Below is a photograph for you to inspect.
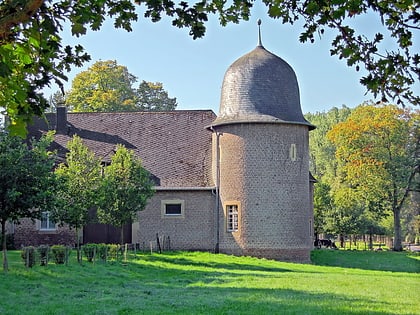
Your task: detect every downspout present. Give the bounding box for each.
[211,127,221,253]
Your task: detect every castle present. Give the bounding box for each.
[15,36,315,262]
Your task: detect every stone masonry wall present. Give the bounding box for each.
[13,218,76,248]
[135,190,216,251]
[213,122,312,262]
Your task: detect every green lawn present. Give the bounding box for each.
[0,250,419,314]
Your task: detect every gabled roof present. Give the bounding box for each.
[27,110,217,188]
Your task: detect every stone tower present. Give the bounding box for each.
[208,27,315,262]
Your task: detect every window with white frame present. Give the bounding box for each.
[226,205,238,232]
[40,211,56,230]
[161,200,184,217]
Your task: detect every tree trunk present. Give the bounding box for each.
[393,208,403,251]
[120,225,124,245]
[76,226,81,263]
[1,220,8,272]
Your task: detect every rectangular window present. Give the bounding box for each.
[165,203,182,215]
[161,200,185,218]
[227,205,238,232]
[40,211,56,230]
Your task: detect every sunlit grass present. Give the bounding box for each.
[0,250,418,314]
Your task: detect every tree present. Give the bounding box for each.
[1,1,418,135]
[0,0,136,136]
[65,60,138,112]
[97,145,154,244]
[0,131,57,271]
[136,80,177,111]
[54,135,102,262]
[327,103,419,251]
[305,106,352,238]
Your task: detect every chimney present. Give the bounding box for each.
[56,106,67,134]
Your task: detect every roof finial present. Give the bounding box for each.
[257,19,263,47]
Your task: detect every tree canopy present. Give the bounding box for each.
[65,60,177,112]
[0,131,57,271]
[0,0,418,135]
[97,144,154,244]
[54,135,102,261]
[327,104,419,250]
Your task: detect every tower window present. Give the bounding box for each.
[290,143,297,161]
[226,205,239,232]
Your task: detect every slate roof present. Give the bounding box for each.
[211,45,314,130]
[27,110,217,188]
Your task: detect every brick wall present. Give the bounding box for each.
[13,218,76,248]
[213,122,313,260]
[135,189,216,251]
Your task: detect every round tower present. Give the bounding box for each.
[209,26,315,262]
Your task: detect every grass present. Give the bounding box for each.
[0,249,419,315]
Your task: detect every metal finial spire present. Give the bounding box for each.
[257,19,263,47]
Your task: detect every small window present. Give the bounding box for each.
[290,143,297,161]
[40,211,56,230]
[161,200,184,217]
[226,205,238,232]
[165,204,182,215]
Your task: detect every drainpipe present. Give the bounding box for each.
[211,127,221,254]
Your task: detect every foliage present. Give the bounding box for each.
[65,60,137,112]
[305,106,352,237]
[20,246,36,268]
[0,0,137,136]
[0,131,57,271]
[65,60,177,112]
[54,135,102,261]
[97,145,154,244]
[50,245,69,264]
[0,234,14,250]
[327,103,420,250]
[1,1,417,135]
[37,245,50,266]
[136,80,177,111]
[81,243,97,262]
[0,251,419,314]
[82,243,120,262]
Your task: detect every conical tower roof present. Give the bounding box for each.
[210,36,314,129]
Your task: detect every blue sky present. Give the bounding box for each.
[53,4,385,115]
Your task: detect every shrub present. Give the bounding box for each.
[0,234,15,250]
[37,245,50,266]
[82,243,97,262]
[107,244,120,260]
[96,243,108,261]
[21,246,36,268]
[51,245,68,264]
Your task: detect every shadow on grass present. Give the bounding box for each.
[140,251,294,273]
[311,249,420,273]
[1,252,412,315]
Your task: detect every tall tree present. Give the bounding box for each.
[136,80,177,111]
[54,135,102,262]
[97,145,154,244]
[1,1,418,135]
[0,131,57,271]
[305,106,352,238]
[66,60,138,112]
[327,103,419,250]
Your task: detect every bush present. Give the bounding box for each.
[37,245,50,266]
[51,245,69,264]
[107,244,120,260]
[0,234,15,250]
[21,246,36,268]
[82,243,97,262]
